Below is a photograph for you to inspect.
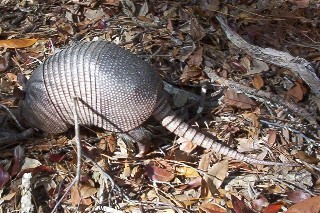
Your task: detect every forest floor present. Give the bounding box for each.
[0,0,319,212]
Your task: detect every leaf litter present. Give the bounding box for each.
[0,0,319,212]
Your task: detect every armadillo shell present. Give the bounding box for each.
[19,41,163,133]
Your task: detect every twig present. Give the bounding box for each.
[259,119,318,144]
[51,97,82,213]
[73,97,82,184]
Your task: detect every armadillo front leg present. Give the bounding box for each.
[152,93,298,166]
[118,127,152,157]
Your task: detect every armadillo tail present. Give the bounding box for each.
[152,94,298,166]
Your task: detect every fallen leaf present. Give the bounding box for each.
[180,65,203,83]
[187,46,204,66]
[287,82,307,101]
[252,194,269,212]
[239,56,251,72]
[287,190,312,203]
[231,195,255,213]
[198,153,211,171]
[200,202,226,213]
[10,145,24,176]
[0,164,10,189]
[48,153,66,163]
[84,8,105,20]
[190,18,205,41]
[68,185,92,206]
[105,0,120,6]
[267,130,277,146]
[199,0,220,11]
[223,89,256,109]
[179,138,198,153]
[294,151,319,164]
[252,74,264,90]
[261,203,283,213]
[1,192,16,201]
[80,184,98,198]
[6,73,17,82]
[186,177,202,189]
[204,160,229,195]
[176,166,200,178]
[21,157,42,170]
[286,196,320,213]
[0,39,37,48]
[122,162,131,178]
[145,161,174,182]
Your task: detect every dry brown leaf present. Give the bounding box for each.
[294,151,319,164]
[204,160,229,195]
[198,153,211,171]
[79,185,98,199]
[187,46,204,66]
[267,130,277,146]
[105,0,120,6]
[252,74,264,90]
[6,73,17,82]
[145,161,174,182]
[239,56,251,72]
[1,192,16,201]
[287,190,312,203]
[251,194,269,212]
[190,18,205,41]
[287,82,307,101]
[223,89,256,109]
[69,185,92,206]
[180,65,203,83]
[231,195,255,213]
[0,39,37,48]
[167,17,173,32]
[175,194,198,206]
[286,196,320,213]
[176,166,200,178]
[261,203,283,213]
[179,139,198,153]
[200,202,226,213]
[242,112,259,128]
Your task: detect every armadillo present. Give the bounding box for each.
[18,40,297,166]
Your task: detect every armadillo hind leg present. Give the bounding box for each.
[152,93,298,166]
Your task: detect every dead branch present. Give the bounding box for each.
[216,15,320,98]
[205,69,318,125]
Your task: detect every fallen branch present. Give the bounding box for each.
[216,15,320,98]
[205,69,318,125]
